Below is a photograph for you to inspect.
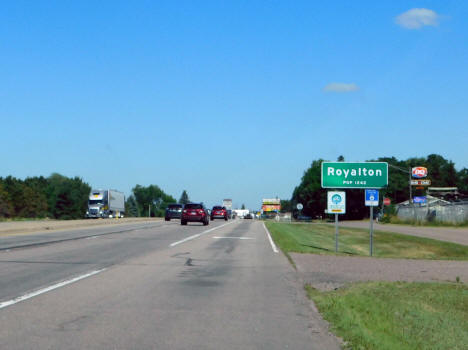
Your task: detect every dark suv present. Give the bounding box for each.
[165,203,183,221]
[181,203,209,226]
[211,206,228,221]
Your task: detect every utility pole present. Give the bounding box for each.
[409,167,412,204]
[148,204,151,218]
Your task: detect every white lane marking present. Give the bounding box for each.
[212,236,254,240]
[0,269,106,310]
[169,221,235,247]
[85,236,98,240]
[263,223,279,253]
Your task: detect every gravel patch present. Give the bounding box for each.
[291,253,468,291]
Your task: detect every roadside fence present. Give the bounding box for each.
[397,201,468,224]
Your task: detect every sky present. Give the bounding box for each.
[1,1,467,210]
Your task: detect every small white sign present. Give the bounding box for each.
[327,191,346,214]
[296,203,303,210]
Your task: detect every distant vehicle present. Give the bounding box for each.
[86,189,125,218]
[244,213,253,219]
[211,206,228,221]
[222,199,233,217]
[165,203,183,221]
[233,209,249,218]
[296,215,312,221]
[181,203,209,226]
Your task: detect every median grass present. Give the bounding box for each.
[265,222,468,260]
[306,281,468,350]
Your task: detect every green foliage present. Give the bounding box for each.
[291,159,328,219]
[0,174,90,220]
[458,168,468,194]
[0,184,13,218]
[179,190,190,205]
[125,195,139,217]
[307,282,468,350]
[132,184,176,217]
[46,173,91,219]
[280,199,291,212]
[241,204,245,209]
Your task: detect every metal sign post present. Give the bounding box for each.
[370,206,374,256]
[327,191,346,253]
[335,213,339,252]
[365,189,379,256]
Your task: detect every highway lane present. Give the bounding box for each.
[0,220,232,303]
[0,219,340,349]
[0,220,168,250]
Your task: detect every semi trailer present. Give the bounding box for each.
[85,189,125,218]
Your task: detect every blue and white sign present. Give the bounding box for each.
[327,191,346,214]
[413,196,427,204]
[365,189,379,206]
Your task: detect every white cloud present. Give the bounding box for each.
[396,8,439,29]
[323,83,359,93]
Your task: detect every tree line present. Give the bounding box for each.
[0,172,191,220]
[290,154,468,220]
[0,173,91,220]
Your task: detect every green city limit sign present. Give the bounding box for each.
[321,162,388,189]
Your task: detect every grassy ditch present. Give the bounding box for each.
[306,282,468,350]
[265,222,468,260]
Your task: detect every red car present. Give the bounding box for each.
[211,206,228,221]
[181,203,209,226]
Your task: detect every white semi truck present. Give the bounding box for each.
[85,189,125,218]
[223,199,233,218]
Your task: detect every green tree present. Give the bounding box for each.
[132,184,176,217]
[179,190,190,205]
[0,183,13,218]
[280,199,291,213]
[457,168,468,194]
[47,173,90,219]
[241,204,245,210]
[125,195,139,217]
[291,159,326,219]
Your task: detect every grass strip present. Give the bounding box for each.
[306,281,468,350]
[265,222,468,260]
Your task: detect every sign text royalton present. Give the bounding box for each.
[321,162,388,189]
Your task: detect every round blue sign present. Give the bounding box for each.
[332,194,342,204]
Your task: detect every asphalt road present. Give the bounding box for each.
[0,219,340,350]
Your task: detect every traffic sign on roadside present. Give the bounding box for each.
[413,196,427,204]
[321,162,388,189]
[296,203,303,210]
[383,198,391,206]
[327,191,346,214]
[365,189,379,206]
